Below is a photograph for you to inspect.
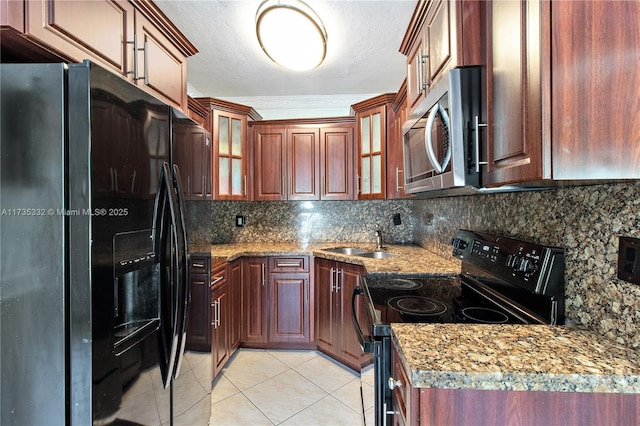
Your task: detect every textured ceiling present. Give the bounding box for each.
[155,0,417,118]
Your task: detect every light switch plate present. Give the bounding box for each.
[618,236,640,285]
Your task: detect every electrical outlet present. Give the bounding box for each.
[235,215,246,227]
[618,236,640,285]
[423,213,434,226]
[392,213,401,225]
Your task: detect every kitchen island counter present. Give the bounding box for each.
[391,323,640,394]
[189,242,461,275]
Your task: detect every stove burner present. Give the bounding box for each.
[375,278,423,290]
[387,296,448,316]
[461,307,509,324]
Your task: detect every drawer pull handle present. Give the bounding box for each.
[192,263,205,268]
[276,262,301,267]
[210,276,224,287]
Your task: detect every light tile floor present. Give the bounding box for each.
[210,349,375,425]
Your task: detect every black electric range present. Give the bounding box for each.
[353,229,566,426]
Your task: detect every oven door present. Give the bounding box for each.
[353,286,391,426]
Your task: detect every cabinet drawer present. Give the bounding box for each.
[190,256,210,274]
[269,256,309,273]
[210,262,228,292]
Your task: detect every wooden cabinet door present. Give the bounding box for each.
[550,1,640,180]
[188,125,211,200]
[133,10,187,110]
[267,273,310,343]
[186,273,210,351]
[213,110,248,200]
[211,283,229,377]
[484,0,544,186]
[186,257,210,352]
[425,0,452,87]
[241,257,268,343]
[406,29,428,115]
[320,126,354,200]
[357,106,387,199]
[228,260,242,351]
[336,262,365,368]
[287,128,320,200]
[387,95,408,199]
[314,258,336,352]
[25,0,135,77]
[253,125,286,201]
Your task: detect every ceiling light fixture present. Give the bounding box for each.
[256,0,328,72]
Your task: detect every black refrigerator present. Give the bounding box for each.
[0,62,211,425]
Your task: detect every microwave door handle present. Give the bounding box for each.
[439,104,452,171]
[425,103,445,174]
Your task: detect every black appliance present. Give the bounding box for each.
[0,62,210,425]
[402,66,483,196]
[353,229,565,425]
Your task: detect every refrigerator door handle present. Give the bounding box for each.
[153,162,183,389]
[170,164,190,379]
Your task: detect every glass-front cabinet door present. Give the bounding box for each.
[357,105,386,199]
[213,110,247,200]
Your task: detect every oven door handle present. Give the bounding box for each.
[352,286,374,353]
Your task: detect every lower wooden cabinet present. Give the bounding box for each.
[241,256,312,347]
[315,257,368,371]
[211,273,229,377]
[185,256,211,352]
[390,338,640,425]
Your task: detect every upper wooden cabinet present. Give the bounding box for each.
[400,0,484,118]
[172,117,211,200]
[352,94,396,200]
[0,0,197,112]
[197,98,262,201]
[485,0,640,186]
[251,118,356,201]
[388,80,410,199]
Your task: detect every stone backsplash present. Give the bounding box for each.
[186,199,415,246]
[412,182,640,349]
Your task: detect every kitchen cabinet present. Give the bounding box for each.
[228,259,242,351]
[186,257,210,351]
[211,262,229,377]
[0,0,197,111]
[172,118,211,200]
[187,96,210,132]
[242,256,313,347]
[400,0,484,118]
[197,98,262,201]
[388,81,409,199]
[484,0,640,186]
[251,118,356,201]
[242,257,268,344]
[390,337,640,425]
[352,94,397,199]
[314,257,367,371]
[267,256,311,344]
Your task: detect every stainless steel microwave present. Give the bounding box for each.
[402,66,482,196]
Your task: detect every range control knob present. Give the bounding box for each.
[519,258,536,274]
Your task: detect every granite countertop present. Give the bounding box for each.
[189,242,461,275]
[392,323,640,394]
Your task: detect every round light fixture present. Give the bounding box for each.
[256,0,328,72]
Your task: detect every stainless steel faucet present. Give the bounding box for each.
[375,224,383,250]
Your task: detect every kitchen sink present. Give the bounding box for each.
[323,247,370,255]
[355,251,396,259]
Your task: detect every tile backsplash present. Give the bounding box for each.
[413,182,640,349]
[185,182,639,350]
